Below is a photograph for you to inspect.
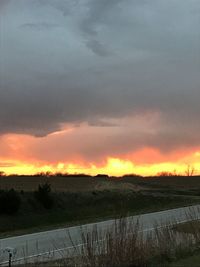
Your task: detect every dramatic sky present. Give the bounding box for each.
[0,0,200,175]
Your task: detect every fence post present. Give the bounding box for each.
[4,247,16,267]
[8,252,12,267]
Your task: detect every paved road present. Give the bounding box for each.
[0,205,200,265]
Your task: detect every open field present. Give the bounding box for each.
[0,176,100,192]
[1,190,197,237]
[1,175,200,237]
[1,175,200,192]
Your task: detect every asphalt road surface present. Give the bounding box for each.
[0,204,200,265]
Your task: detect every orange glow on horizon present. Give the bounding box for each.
[1,126,200,177]
[1,155,200,176]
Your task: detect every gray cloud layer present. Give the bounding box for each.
[0,0,200,153]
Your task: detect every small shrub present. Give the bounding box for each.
[34,182,54,209]
[0,189,21,214]
[20,190,24,195]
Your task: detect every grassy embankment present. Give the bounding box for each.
[167,219,200,266]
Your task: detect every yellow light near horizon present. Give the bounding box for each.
[1,157,200,176]
[57,163,65,170]
[102,158,135,176]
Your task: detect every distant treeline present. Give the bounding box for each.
[0,166,198,178]
[0,171,142,178]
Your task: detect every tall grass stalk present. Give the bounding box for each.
[8,209,200,267]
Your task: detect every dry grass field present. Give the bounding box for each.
[0,176,98,192]
[1,175,200,192]
[1,174,200,237]
[140,175,200,189]
[0,175,147,192]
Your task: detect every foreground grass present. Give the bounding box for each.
[13,214,200,267]
[168,251,200,266]
[174,219,200,234]
[14,251,200,267]
[167,219,200,267]
[0,189,199,237]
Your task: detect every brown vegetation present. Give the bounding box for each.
[11,213,200,267]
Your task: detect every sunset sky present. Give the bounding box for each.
[0,0,200,176]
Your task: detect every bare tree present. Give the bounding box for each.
[185,164,195,176]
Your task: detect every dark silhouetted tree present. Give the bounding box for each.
[34,182,54,209]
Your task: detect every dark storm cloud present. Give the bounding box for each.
[80,0,114,36]
[21,22,60,31]
[85,39,111,57]
[0,0,9,8]
[79,0,122,56]
[36,0,78,16]
[0,0,200,153]
[0,0,10,16]
[37,0,118,56]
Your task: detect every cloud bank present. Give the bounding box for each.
[0,0,199,159]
